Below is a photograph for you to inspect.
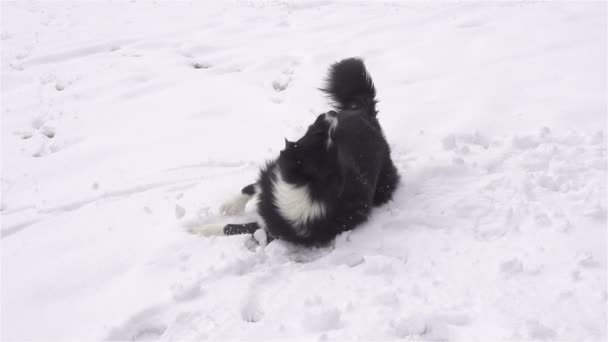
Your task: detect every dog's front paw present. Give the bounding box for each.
[253,228,268,247]
[220,194,250,216]
[189,223,225,237]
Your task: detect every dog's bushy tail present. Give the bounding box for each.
[321,57,377,116]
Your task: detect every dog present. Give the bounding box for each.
[193,57,399,246]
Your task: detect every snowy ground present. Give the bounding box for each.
[1,1,606,340]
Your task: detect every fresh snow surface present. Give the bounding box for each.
[1,1,606,340]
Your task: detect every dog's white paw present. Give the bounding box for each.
[220,194,251,216]
[253,229,268,247]
[189,224,225,237]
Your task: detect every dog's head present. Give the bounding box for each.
[278,111,339,185]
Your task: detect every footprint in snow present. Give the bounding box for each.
[525,320,557,340]
[17,131,33,140]
[55,82,67,91]
[272,76,290,92]
[40,126,55,138]
[106,306,168,341]
[191,61,212,69]
[171,278,203,302]
[21,121,57,157]
[390,313,471,340]
[271,62,298,93]
[31,117,45,130]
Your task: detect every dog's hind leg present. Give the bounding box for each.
[190,222,260,237]
[224,222,260,235]
[373,156,400,206]
[190,184,267,239]
[220,183,258,215]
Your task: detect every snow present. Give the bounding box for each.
[1,0,606,340]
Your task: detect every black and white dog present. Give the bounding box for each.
[194,58,399,246]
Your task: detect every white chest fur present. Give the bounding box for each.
[272,169,326,236]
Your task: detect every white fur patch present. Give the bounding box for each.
[253,228,268,246]
[189,223,225,237]
[272,169,326,236]
[220,193,253,216]
[248,185,267,227]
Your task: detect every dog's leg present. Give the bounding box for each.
[224,222,260,235]
[220,183,257,215]
[189,223,226,237]
[190,222,260,237]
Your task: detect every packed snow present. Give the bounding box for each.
[1,1,606,340]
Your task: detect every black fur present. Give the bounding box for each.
[224,58,399,245]
[224,222,259,235]
[241,184,256,196]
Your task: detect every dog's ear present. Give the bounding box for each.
[279,140,303,176]
[280,139,298,159]
[284,138,295,150]
[283,139,300,152]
